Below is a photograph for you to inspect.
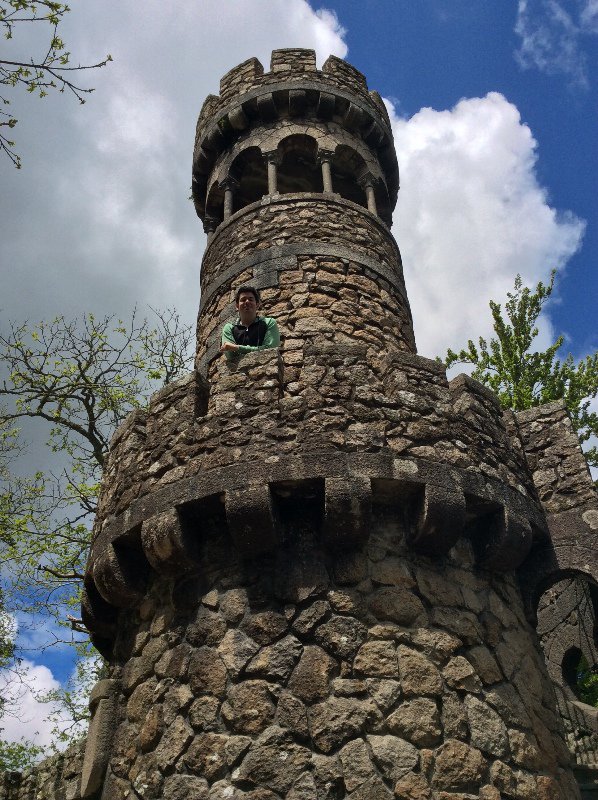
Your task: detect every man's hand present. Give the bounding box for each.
[220,342,239,352]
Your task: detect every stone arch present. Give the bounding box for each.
[205,178,225,226]
[536,570,598,698]
[277,134,322,194]
[331,144,368,209]
[229,146,268,212]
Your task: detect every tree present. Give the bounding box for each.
[0,309,193,757]
[444,272,598,468]
[0,308,194,625]
[1,0,111,168]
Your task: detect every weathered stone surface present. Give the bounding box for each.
[354,640,398,677]
[189,695,220,730]
[292,600,330,636]
[163,774,210,800]
[348,773,393,799]
[315,615,367,659]
[218,629,260,677]
[370,557,416,587]
[235,726,311,794]
[225,680,276,734]
[387,697,441,746]
[441,691,468,739]
[393,771,432,800]
[368,587,425,625]
[398,645,443,696]
[138,705,163,752]
[442,655,482,692]
[489,760,537,799]
[308,696,380,752]
[467,645,503,684]
[220,587,249,622]
[433,739,485,792]
[246,634,302,680]
[241,611,288,644]
[366,678,401,711]
[277,690,310,739]
[184,732,229,781]
[339,738,375,791]
[189,647,228,697]
[154,715,193,771]
[464,695,509,757]
[187,606,227,647]
[367,734,419,781]
[288,645,336,703]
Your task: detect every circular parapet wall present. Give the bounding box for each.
[85,349,545,655]
[89,489,577,799]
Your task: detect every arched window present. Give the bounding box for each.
[205,180,224,226]
[229,147,268,213]
[277,135,322,194]
[331,145,368,209]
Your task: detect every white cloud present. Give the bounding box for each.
[388,92,585,358]
[514,0,598,86]
[0,0,348,325]
[0,660,62,748]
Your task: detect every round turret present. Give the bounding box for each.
[78,51,583,800]
[192,49,413,376]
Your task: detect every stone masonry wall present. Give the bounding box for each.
[97,511,578,799]
[96,349,538,527]
[0,741,85,800]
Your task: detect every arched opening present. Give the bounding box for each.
[562,647,598,704]
[332,145,368,209]
[229,147,268,212]
[205,180,224,227]
[277,135,322,194]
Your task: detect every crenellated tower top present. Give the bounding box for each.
[192,49,398,228]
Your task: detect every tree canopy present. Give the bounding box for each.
[1,0,111,167]
[444,272,598,468]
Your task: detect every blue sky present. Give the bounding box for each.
[0,0,596,747]
[329,0,597,353]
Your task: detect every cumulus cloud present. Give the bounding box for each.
[0,660,62,748]
[388,92,585,358]
[0,0,347,325]
[514,0,598,86]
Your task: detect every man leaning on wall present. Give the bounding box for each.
[220,286,280,358]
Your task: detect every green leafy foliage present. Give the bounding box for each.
[1,0,111,167]
[444,272,598,468]
[0,737,43,772]
[0,308,193,623]
[575,653,598,707]
[0,309,193,755]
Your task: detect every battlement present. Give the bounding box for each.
[192,49,398,223]
[83,348,558,656]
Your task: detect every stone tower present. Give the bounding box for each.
[13,49,597,800]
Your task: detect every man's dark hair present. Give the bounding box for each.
[235,285,260,303]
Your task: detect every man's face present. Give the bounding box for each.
[236,291,259,324]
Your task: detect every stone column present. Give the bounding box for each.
[263,150,281,195]
[318,148,335,193]
[359,170,378,215]
[220,176,239,220]
[203,214,219,244]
